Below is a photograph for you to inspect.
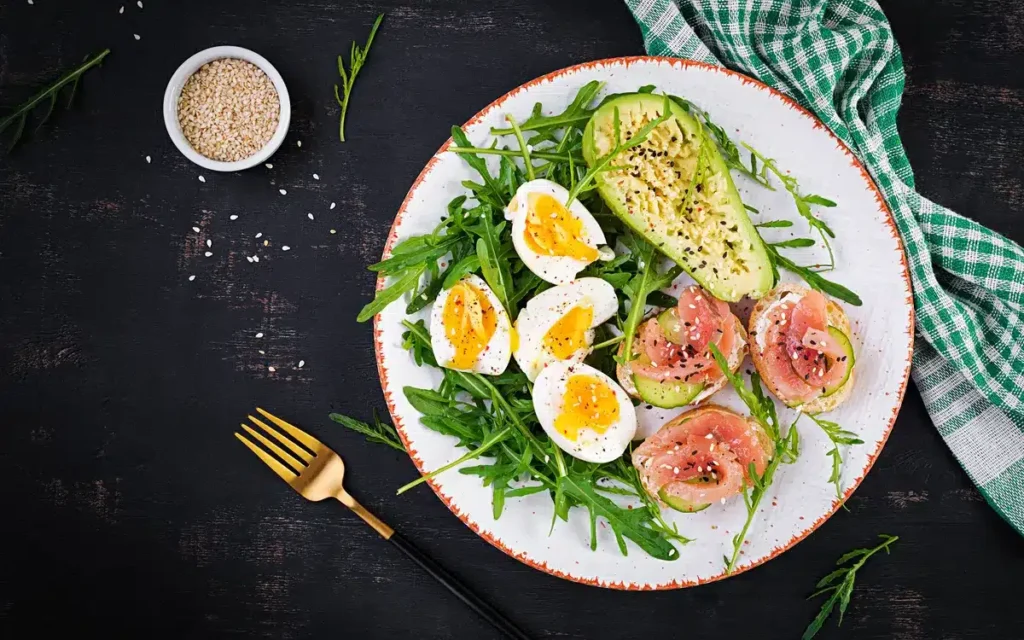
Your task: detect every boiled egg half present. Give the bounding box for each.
[513,277,618,381]
[533,361,637,463]
[505,179,608,285]
[430,274,511,375]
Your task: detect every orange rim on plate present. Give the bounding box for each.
[372,56,914,589]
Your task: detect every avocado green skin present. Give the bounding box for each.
[582,93,773,302]
[822,325,855,397]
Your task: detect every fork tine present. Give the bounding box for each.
[241,424,306,471]
[249,416,315,463]
[235,431,298,481]
[255,407,321,451]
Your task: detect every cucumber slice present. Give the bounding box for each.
[634,374,703,409]
[631,308,702,408]
[658,487,710,513]
[822,326,855,397]
[656,308,679,339]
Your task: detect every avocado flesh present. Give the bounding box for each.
[582,93,773,301]
[821,326,855,397]
[632,309,703,408]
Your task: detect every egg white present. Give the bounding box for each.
[533,361,637,463]
[429,274,512,375]
[513,278,618,381]
[505,179,607,285]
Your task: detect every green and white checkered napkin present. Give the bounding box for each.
[625,0,1024,534]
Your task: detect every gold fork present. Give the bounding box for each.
[236,408,530,640]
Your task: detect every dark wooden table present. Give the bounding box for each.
[2,1,1022,638]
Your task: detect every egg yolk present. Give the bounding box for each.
[554,374,620,442]
[542,305,593,359]
[443,281,497,369]
[524,193,600,262]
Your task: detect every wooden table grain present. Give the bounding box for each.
[1,1,1022,638]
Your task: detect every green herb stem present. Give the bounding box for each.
[334,13,384,143]
[396,426,512,494]
[0,48,111,152]
[803,535,899,639]
[449,145,583,164]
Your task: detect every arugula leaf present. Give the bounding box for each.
[803,535,899,639]
[474,216,514,313]
[807,413,864,503]
[768,248,863,306]
[329,410,405,452]
[368,234,462,274]
[558,476,680,561]
[1,49,111,153]
[489,80,603,142]
[743,142,837,269]
[356,264,426,322]
[442,254,481,289]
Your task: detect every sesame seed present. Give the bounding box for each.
[705,433,713,439]
[263,240,268,246]
[198,175,206,183]
[298,360,305,368]
[673,467,679,474]
[137,0,142,7]
[255,232,263,238]
[307,213,314,220]
[255,332,263,338]
[281,245,290,251]
[192,226,200,233]
[253,256,260,262]
[330,229,337,234]
[330,202,336,210]
[119,5,124,13]
[246,256,254,263]
[296,140,302,147]
[133,33,140,40]
[204,251,212,257]
[145,155,151,163]
[313,173,319,180]
[265,163,273,169]
[177,58,280,162]
[206,239,212,248]
[279,189,287,195]
[267,366,276,372]
[188,274,195,281]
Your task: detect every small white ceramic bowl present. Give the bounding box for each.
[163,46,291,172]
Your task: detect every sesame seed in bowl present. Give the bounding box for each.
[163,46,291,172]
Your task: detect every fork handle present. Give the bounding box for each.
[388,531,532,640]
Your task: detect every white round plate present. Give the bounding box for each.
[373,57,913,589]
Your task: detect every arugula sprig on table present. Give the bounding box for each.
[334,13,385,143]
[803,535,899,639]
[0,49,110,153]
[709,344,801,574]
[329,410,405,452]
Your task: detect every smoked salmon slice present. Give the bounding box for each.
[633,405,771,508]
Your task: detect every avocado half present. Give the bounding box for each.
[582,93,773,302]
